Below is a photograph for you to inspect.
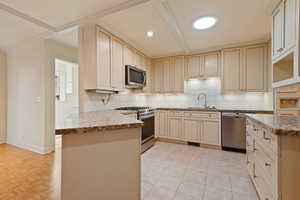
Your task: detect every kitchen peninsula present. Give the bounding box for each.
[55,110,143,200]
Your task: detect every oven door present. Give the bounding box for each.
[140,114,154,143]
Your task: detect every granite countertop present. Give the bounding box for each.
[55,110,143,135]
[246,114,300,136]
[155,107,273,114]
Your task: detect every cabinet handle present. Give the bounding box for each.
[265,163,271,167]
[263,132,271,141]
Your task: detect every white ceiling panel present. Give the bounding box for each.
[0,0,131,27]
[0,10,47,49]
[98,1,183,57]
[167,0,272,51]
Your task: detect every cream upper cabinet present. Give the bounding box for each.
[97,30,111,90]
[111,38,124,90]
[283,0,297,51]
[222,43,268,92]
[123,46,133,66]
[186,55,202,79]
[222,48,242,92]
[272,0,297,60]
[151,56,184,93]
[201,121,220,146]
[203,52,220,77]
[143,58,152,92]
[183,119,201,143]
[153,60,164,92]
[245,45,267,91]
[173,56,185,92]
[163,58,171,92]
[272,6,284,58]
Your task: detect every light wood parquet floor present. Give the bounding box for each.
[0,140,61,200]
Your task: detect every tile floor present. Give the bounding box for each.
[141,142,258,200]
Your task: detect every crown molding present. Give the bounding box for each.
[56,0,151,31]
[0,2,56,31]
[151,36,271,58]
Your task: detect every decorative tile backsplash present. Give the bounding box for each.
[82,78,273,111]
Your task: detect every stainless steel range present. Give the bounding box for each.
[115,107,155,153]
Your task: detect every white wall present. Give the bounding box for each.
[6,38,78,154]
[6,38,47,153]
[0,50,7,144]
[45,39,78,152]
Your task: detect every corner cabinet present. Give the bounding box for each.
[221,43,268,92]
[151,56,184,93]
[185,52,220,79]
[272,0,297,60]
[155,110,221,148]
[79,24,124,91]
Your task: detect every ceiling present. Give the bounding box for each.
[0,0,279,57]
[0,9,47,49]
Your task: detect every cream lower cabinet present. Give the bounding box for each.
[202,120,220,146]
[155,110,221,147]
[246,118,300,200]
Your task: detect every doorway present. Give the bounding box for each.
[55,59,79,129]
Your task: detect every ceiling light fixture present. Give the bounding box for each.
[193,16,217,30]
[147,31,154,38]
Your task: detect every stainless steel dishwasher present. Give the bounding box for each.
[221,112,246,153]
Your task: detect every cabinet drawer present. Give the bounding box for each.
[168,111,184,117]
[184,112,220,119]
[254,164,274,200]
[255,143,278,197]
[256,128,278,155]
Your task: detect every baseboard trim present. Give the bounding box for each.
[6,142,54,155]
[0,137,6,144]
[157,137,222,150]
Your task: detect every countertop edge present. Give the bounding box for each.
[155,107,274,114]
[246,114,300,136]
[56,122,143,135]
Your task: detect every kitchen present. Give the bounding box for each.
[0,0,300,200]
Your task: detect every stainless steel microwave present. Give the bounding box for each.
[125,65,146,88]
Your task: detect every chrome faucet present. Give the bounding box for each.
[196,93,207,108]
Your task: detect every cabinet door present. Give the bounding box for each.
[123,46,133,66]
[186,56,201,79]
[154,61,164,92]
[174,56,185,92]
[97,30,111,89]
[169,58,176,92]
[272,5,284,58]
[201,121,220,146]
[222,49,242,92]
[111,38,124,90]
[163,59,171,92]
[143,58,152,92]
[155,111,160,137]
[168,117,183,140]
[203,53,219,77]
[183,119,201,143]
[159,111,169,138]
[283,0,297,51]
[245,45,266,91]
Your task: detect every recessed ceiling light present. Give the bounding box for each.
[147,31,154,38]
[193,16,217,30]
